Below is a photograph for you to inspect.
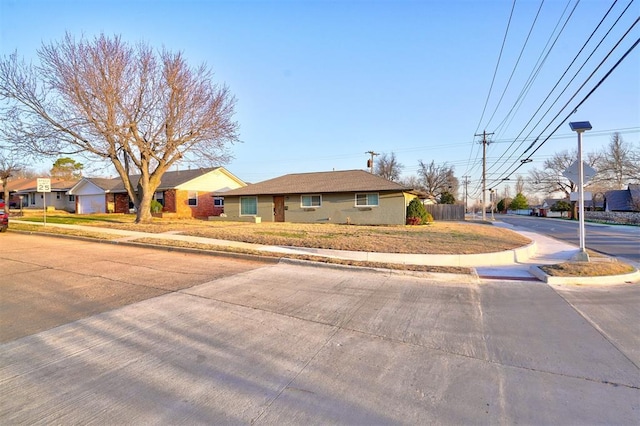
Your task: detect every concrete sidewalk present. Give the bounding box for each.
[12,219,639,284]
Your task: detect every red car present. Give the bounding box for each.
[0,201,8,232]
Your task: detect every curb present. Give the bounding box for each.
[279,258,479,283]
[529,265,640,286]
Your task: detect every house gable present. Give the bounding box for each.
[69,179,107,196]
[174,167,246,192]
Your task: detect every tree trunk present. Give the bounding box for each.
[135,191,154,223]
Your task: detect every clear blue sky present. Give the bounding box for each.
[1,0,639,201]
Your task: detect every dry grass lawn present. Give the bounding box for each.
[87,219,532,255]
[14,212,638,278]
[540,261,636,277]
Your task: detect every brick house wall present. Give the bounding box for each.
[113,193,130,213]
[164,189,177,213]
[106,190,215,217]
[173,190,215,218]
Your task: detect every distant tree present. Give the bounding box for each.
[0,150,23,212]
[594,133,640,189]
[509,193,528,210]
[417,160,458,200]
[497,198,510,213]
[375,152,404,182]
[400,175,423,191]
[515,175,526,195]
[438,191,455,204]
[0,33,239,223]
[51,157,83,179]
[551,200,572,218]
[528,149,598,220]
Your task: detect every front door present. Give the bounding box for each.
[273,196,285,222]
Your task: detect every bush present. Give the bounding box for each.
[150,200,163,213]
[406,198,432,225]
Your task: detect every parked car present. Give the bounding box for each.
[0,200,8,232]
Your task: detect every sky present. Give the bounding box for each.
[1,0,639,202]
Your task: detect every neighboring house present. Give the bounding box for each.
[540,198,569,218]
[3,178,35,208]
[14,178,80,212]
[69,167,246,218]
[215,169,417,225]
[605,184,640,212]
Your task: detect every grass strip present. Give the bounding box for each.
[539,261,635,277]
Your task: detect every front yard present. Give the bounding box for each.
[15,211,531,255]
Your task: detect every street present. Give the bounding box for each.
[1,233,639,424]
[497,214,640,263]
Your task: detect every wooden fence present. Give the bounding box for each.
[424,204,465,221]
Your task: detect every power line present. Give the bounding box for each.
[487,34,640,188]
[486,0,635,181]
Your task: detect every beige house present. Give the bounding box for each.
[216,170,417,225]
[69,167,245,218]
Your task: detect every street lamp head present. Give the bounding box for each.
[569,121,592,132]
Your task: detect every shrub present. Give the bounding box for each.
[406,198,432,225]
[150,200,163,214]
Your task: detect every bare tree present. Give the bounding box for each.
[529,149,599,219]
[416,160,458,199]
[0,33,239,223]
[400,175,422,191]
[375,152,403,182]
[515,175,526,195]
[0,149,23,212]
[528,149,599,197]
[594,133,640,189]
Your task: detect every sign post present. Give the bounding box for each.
[37,178,51,226]
[568,121,593,261]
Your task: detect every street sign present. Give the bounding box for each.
[562,160,597,185]
[570,191,592,202]
[37,178,51,193]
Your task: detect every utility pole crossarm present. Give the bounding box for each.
[365,150,379,174]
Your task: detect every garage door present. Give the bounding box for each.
[77,194,105,214]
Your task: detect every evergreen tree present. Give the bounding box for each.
[509,193,528,210]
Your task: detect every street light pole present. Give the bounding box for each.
[569,121,592,261]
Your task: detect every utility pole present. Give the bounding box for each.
[475,131,493,221]
[365,151,379,174]
[462,175,470,214]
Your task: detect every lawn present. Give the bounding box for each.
[16,211,531,255]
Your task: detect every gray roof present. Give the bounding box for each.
[218,170,411,196]
[605,189,632,211]
[88,168,221,192]
[14,178,80,193]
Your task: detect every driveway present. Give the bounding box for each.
[1,233,639,424]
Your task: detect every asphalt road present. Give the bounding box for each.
[497,214,640,263]
[2,233,639,424]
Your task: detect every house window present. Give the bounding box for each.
[154,191,165,207]
[214,197,224,207]
[30,193,35,205]
[301,195,321,207]
[240,197,257,215]
[69,195,75,202]
[188,191,198,206]
[355,193,379,207]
